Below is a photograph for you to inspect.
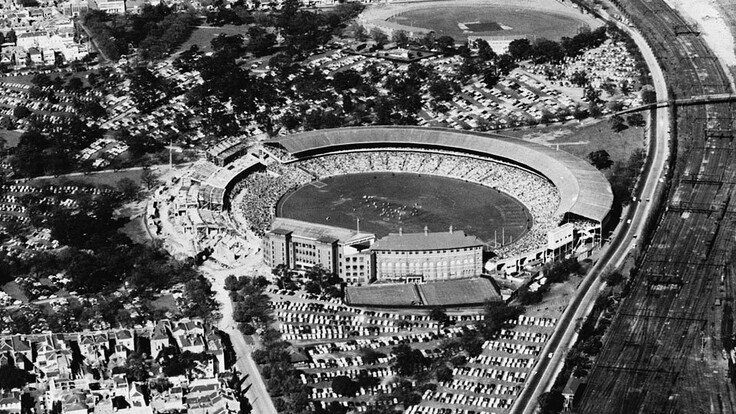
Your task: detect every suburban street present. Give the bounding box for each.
[204,259,279,414]
[508,14,672,414]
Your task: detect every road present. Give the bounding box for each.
[203,260,278,414]
[508,12,671,414]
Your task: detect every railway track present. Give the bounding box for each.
[577,0,736,412]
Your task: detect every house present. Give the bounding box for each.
[128,382,147,407]
[206,334,225,373]
[177,334,205,354]
[562,376,586,410]
[0,392,22,414]
[150,322,171,357]
[114,330,135,353]
[28,47,43,64]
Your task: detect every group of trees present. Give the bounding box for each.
[608,148,647,204]
[0,181,217,332]
[83,4,198,61]
[252,328,313,414]
[506,26,608,64]
[226,274,271,335]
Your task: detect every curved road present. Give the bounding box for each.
[508,12,671,414]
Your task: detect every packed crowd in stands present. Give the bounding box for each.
[228,163,311,236]
[297,150,561,256]
[226,148,561,255]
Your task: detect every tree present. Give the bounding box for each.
[475,38,496,61]
[627,112,646,127]
[246,26,276,57]
[507,38,532,61]
[13,105,31,119]
[370,27,388,46]
[429,307,450,335]
[588,150,613,170]
[66,77,83,91]
[359,347,385,365]
[641,88,657,104]
[31,73,52,88]
[436,36,455,53]
[538,390,564,414]
[392,30,409,48]
[602,270,624,287]
[141,167,159,190]
[116,178,141,201]
[331,375,358,397]
[609,114,627,132]
[436,366,453,382]
[392,344,429,377]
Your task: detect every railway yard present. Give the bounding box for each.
[577,0,736,412]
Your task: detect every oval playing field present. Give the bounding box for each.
[386,5,589,40]
[276,172,532,245]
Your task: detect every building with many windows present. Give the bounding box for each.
[263,218,376,285]
[370,228,485,283]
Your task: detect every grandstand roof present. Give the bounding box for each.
[371,230,484,252]
[269,218,376,245]
[267,127,613,223]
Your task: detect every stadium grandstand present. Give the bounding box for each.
[260,126,613,275]
[266,126,613,226]
[194,155,264,211]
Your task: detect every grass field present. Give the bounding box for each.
[386,6,590,40]
[175,25,248,55]
[503,119,647,164]
[28,168,146,188]
[277,172,532,244]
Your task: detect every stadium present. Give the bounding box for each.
[226,126,612,272]
[180,126,612,304]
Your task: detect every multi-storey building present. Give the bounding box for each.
[262,218,376,285]
[370,228,485,282]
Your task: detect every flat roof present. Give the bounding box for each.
[267,126,613,222]
[370,230,484,251]
[269,217,375,244]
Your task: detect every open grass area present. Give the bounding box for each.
[28,168,146,188]
[503,119,647,164]
[0,129,24,148]
[386,5,590,40]
[277,172,531,244]
[175,25,248,55]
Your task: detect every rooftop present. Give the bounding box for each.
[370,230,484,251]
[269,218,375,245]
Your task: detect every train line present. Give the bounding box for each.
[577,0,736,412]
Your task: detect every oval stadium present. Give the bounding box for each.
[197,126,612,305]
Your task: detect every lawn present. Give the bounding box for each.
[386,5,591,40]
[28,168,146,188]
[0,130,23,148]
[502,119,647,164]
[175,25,248,55]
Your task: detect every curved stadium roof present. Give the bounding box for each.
[268,126,613,223]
